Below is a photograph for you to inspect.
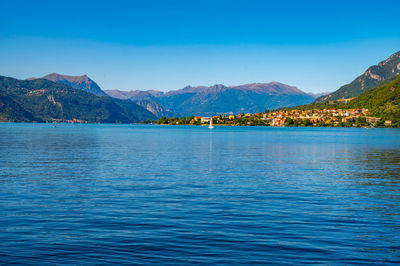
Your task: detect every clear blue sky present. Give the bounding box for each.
[1,0,400,93]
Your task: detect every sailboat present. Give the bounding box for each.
[208,116,214,129]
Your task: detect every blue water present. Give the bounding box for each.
[0,123,400,265]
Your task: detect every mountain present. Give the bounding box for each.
[105,90,178,118]
[105,89,134,99]
[317,51,400,102]
[107,82,314,117]
[158,82,314,116]
[348,76,400,122]
[308,91,331,99]
[0,75,156,123]
[106,89,163,99]
[29,73,108,96]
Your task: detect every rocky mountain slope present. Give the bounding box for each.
[348,76,400,122]
[106,90,178,118]
[29,73,107,96]
[0,75,156,123]
[106,82,314,117]
[316,51,400,102]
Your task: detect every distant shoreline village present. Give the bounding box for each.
[155,107,390,128]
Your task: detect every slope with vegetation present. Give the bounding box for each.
[0,76,156,123]
[29,73,108,96]
[276,76,400,127]
[317,51,400,102]
[107,82,314,117]
[348,77,400,123]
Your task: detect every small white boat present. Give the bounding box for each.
[208,116,214,129]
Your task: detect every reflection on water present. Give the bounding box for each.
[0,124,400,264]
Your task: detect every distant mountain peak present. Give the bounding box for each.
[29,73,107,96]
[0,75,155,123]
[378,51,400,66]
[106,81,313,117]
[43,73,91,84]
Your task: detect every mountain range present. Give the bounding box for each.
[105,89,179,118]
[3,49,399,123]
[106,82,315,117]
[307,92,331,99]
[316,51,400,102]
[0,76,156,123]
[25,73,316,118]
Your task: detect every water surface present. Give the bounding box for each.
[0,123,399,264]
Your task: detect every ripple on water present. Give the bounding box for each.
[0,124,400,264]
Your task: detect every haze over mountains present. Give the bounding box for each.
[106,82,315,117]
[307,92,331,99]
[317,51,400,102]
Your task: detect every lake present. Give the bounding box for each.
[0,123,399,264]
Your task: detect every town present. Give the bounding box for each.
[157,108,393,127]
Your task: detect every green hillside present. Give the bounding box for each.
[316,51,400,102]
[349,77,400,123]
[0,76,156,123]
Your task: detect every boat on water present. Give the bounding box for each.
[208,116,214,129]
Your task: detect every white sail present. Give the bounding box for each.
[208,116,214,129]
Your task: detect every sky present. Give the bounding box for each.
[1,0,400,93]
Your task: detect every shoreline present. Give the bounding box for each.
[1,121,398,129]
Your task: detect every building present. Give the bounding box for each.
[200,117,210,123]
[272,118,285,126]
[366,116,381,123]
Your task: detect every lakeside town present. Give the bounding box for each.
[156,108,393,128]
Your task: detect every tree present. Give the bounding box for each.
[158,116,167,124]
[285,118,295,126]
[303,119,312,126]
